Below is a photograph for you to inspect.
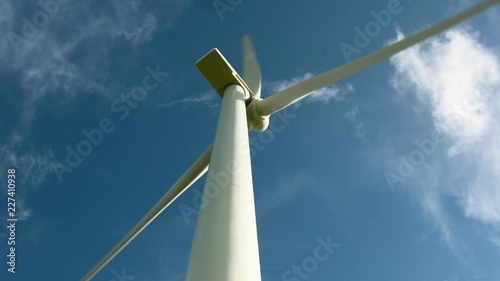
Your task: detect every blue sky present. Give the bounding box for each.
[0,0,499,280]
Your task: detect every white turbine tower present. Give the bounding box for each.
[82,1,499,280]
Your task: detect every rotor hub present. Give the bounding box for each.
[246,99,269,132]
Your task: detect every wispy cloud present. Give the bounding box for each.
[388,26,500,254]
[0,1,190,248]
[0,140,56,189]
[0,135,58,226]
[265,73,355,106]
[0,0,190,130]
[163,73,355,111]
[421,186,465,260]
[344,106,359,122]
[344,107,370,145]
[16,199,33,221]
[489,235,500,248]
[159,89,219,109]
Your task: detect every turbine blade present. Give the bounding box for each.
[82,144,213,281]
[257,0,499,116]
[243,35,262,99]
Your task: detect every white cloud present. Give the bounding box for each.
[390,28,499,156]
[265,73,355,105]
[389,26,500,246]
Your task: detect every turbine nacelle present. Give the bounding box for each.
[196,36,270,132]
[195,48,253,100]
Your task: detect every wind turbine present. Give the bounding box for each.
[82,1,499,280]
